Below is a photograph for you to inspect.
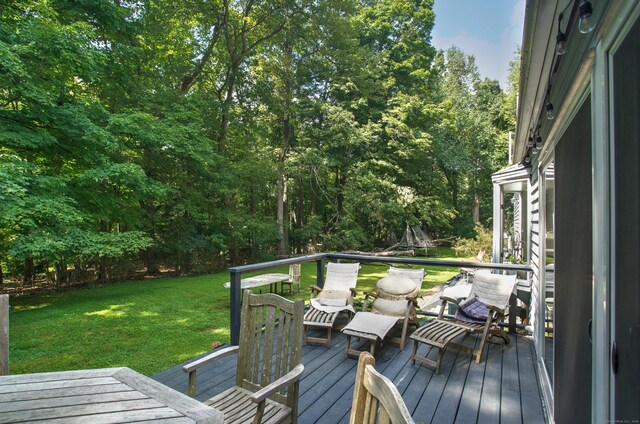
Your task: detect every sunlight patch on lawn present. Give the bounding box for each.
[13,303,51,312]
[174,318,190,326]
[139,311,159,317]
[85,303,134,318]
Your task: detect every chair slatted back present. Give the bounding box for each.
[469,270,517,309]
[289,264,301,286]
[324,262,360,292]
[350,352,415,424]
[237,290,304,407]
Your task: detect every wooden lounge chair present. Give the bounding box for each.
[281,264,301,295]
[303,262,359,347]
[183,290,304,424]
[411,270,516,374]
[380,266,425,328]
[342,267,424,357]
[350,352,415,424]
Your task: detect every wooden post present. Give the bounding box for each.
[492,183,504,263]
[316,258,324,289]
[509,293,517,334]
[230,271,242,346]
[0,295,8,375]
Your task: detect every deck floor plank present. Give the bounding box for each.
[430,335,481,424]
[517,334,546,423]
[476,341,504,424]
[153,331,545,424]
[501,336,523,424]
[455,337,488,423]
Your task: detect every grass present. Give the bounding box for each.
[8,248,463,376]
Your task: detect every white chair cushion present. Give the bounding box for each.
[371,298,409,317]
[376,275,416,295]
[470,270,517,308]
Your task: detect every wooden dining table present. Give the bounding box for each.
[0,367,223,423]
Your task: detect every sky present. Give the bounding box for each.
[431,0,525,88]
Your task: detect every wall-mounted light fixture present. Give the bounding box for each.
[578,0,595,33]
[556,13,567,55]
[535,133,543,150]
[545,101,555,120]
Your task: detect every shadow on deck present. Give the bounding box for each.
[153,330,546,423]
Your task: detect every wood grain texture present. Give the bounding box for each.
[155,329,545,423]
[183,290,303,424]
[350,352,414,424]
[0,367,223,423]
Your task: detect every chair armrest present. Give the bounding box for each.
[363,291,378,300]
[439,296,461,305]
[183,346,239,397]
[349,288,357,296]
[310,285,323,294]
[250,364,305,404]
[405,296,418,306]
[182,346,239,373]
[486,304,506,318]
[362,291,378,312]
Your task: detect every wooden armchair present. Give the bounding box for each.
[281,264,301,295]
[350,352,415,424]
[184,290,304,424]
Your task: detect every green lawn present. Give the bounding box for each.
[8,249,462,376]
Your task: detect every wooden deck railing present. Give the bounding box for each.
[227,253,532,345]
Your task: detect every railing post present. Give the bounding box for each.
[316,257,325,288]
[230,271,242,346]
[509,293,517,334]
[0,295,8,375]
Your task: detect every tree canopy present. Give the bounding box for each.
[0,0,519,285]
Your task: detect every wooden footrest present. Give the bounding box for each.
[343,328,380,358]
[304,307,340,347]
[410,319,483,374]
[410,320,473,348]
[303,308,338,328]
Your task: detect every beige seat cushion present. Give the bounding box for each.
[376,275,416,295]
[371,298,409,317]
[317,289,352,300]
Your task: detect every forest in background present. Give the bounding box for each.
[0,0,519,287]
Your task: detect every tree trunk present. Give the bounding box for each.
[472,192,480,223]
[97,258,107,284]
[276,176,287,256]
[218,71,236,154]
[145,249,160,276]
[54,262,64,287]
[23,258,33,285]
[336,170,346,217]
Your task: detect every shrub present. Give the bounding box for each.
[452,223,492,259]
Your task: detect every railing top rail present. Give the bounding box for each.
[325,253,532,272]
[227,252,532,273]
[227,253,326,273]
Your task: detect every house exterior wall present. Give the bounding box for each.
[516,1,640,422]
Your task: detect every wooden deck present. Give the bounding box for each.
[153,329,546,423]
